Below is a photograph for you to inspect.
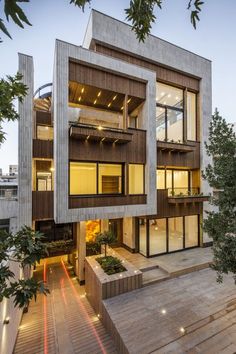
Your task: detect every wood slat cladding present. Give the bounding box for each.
[69,194,146,209]
[69,61,146,99]
[32,191,53,220]
[35,110,52,125]
[157,142,200,169]
[153,189,202,218]
[35,160,51,172]
[33,139,53,159]
[95,44,199,91]
[69,128,146,164]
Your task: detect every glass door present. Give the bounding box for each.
[108,218,123,246]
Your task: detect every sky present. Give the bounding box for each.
[0,0,235,173]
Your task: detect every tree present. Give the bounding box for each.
[203,109,236,283]
[0,0,204,42]
[0,225,49,309]
[0,72,28,145]
[95,230,116,257]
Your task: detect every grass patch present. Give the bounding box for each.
[95,256,127,275]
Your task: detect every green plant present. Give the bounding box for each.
[95,230,116,257]
[0,226,49,308]
[96,256,126,275]
[86,241,101,256]
[45,239,74,254]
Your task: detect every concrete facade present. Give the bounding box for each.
[83,10,212,243]
[53,41,156,224]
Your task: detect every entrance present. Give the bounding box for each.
[108,218,123,246]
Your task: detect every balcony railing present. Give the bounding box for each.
[0,188,18,199]
[167,187,209,204]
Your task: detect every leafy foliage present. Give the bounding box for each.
[95,230,116,257]
[96,256,126,275]
[0,0,205,42]
[203,109,236,283]
[0,72,28,145]
[0,226,49,308]
[0,0,31,42]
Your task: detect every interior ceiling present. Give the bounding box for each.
[34,97,51,112]
[69,81,144,114]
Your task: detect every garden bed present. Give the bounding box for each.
[85,248,142,316]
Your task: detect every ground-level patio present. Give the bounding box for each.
[103,267,236,354]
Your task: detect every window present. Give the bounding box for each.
[149,219,167,255]
[168,217,184,252]
[156,169,165,189]
[98,164,122,194]
[129,164,144,194]
[173,170,189,195]
[70,162,123,195]
[37,125,53,140]
[185,215,199,248]
[187,91,197,141]
[70,162,96,195]
[156,82,184,142]
[37,172,52,191]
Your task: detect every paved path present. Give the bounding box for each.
[14,260,117,354]
[103,268,236,354]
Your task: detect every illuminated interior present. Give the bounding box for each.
[68,82,144,130]
[85,220,101,242]
[37,125,53,140]
[129,164,144,194]
[70,162,123,195]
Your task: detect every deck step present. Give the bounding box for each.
[140,265,159,272]
[142,267,170,286]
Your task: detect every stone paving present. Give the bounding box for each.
[103,268,236,354]
[14,261,117,354]
[115,247,213,275]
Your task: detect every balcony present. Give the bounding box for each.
[167,188,209,204]
[69,123,133,144]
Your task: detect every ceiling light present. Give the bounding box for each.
[161,309,166,314]
[97,126,103,131]
[114,139,119,143]
[127,98,131,103]
[50,167,55,172]
[81,87,84,93]
[86,135,90,140]
[180,327,185,334]
[176,96,179,100]
[168,94,171,98]
[108,103,111,107]
[121,106,124,110]
[161,92,165,96]
[97,91,101,97]
[94,99,97,105]
[101,137,105,142]
[78,96,81,102]
[113,95,117,101]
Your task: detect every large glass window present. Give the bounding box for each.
[173,170,189,195]
[156,169,165,189]
[98,164,122,194]
[37,125,53,140]
[139,219,147,256]
[168,217,184,252]
[185,215,199,248]
[70,162,97,195]
[37,172,52,191]
[129,164,144,194]
[187,91,197,141]
[156,83,184,142]
[149,219,167,255]
[167,109,183,142]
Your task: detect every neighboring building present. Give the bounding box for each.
[9,165,18,176]
[18,10,212,284]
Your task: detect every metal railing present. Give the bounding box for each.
[0,188,18,199]
[167,187,200,197]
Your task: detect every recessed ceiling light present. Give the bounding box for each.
[108,103,111,107]
[113,95,117,101]
[161,309,166,314]
[161,92,165,96]
[127,98,131,103]
[81,87,84,93]
[78,96,81,102]
[94,99,97,105]
[97,91,101,97]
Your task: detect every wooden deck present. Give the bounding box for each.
[14,261,117,354]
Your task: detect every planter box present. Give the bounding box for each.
[85,249,142,316]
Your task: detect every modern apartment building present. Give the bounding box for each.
[18,10,212,283]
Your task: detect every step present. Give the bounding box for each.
[142,267,170,287]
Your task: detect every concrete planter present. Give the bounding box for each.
[85,249,142,317]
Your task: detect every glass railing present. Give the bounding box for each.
[167,187,200,197]
[0,187,18,199]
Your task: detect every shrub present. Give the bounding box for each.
[96,256,126,275]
